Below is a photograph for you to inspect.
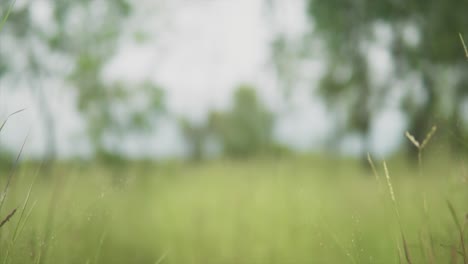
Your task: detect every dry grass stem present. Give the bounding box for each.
[405,132,420,148]
[401,233,412,264]
[420,126,437,149]
[451,244,459,264]
[383,162,397,207]
[0,208,17,228]
[383,161,412,263]
[0,134,28,216]
[397,242,404,264]
[367,153,383,187]
[460,33,468,59]
[405,126,437,173]
[447,200,467,264]
[0,0,16,32]
[0,108,26,133]
[154,252,168,264]
[405,126,437,150]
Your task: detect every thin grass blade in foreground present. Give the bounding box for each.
[369,154,405,263]
[405,126,437,175]
[460,33,468,59]
[318,214,358,264]
[0,134,29,217]
[154,251,168,264]
[0,208,16,228]
[0,0,16,32]
[367,153,382,188]
[38,165,70,264]
[447,200,467,264]
[383,161,413,264]
[93,230,107,264]
[0,109,26,134]
[421,193,436,263]
[2,166,40,264]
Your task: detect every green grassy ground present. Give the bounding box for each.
[0,155,467,263]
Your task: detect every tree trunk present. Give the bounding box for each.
[35,78,57,169]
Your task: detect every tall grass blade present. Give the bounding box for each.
[0,0,15,32]
[93,230,107,264]
[319,214,358,264]
[401,234,412,264]
[460,33,468,59]
[420,126,437,149]
[154,252,167,264]
[367,153,382,186]
[383,161,412,264]
[383,162,398,217]
[0,108,26,133]
[447,200,467,264]
[2,167,39,264]
[396,242,404,264]
[17,200,37,239]
[451,244,459,264]
[421,193,436,261]
[405,127,436,175]
[405,132,420,148]
[39,168,69,264]
[12,165,39,241]
[0,134,28,216]
[447,201,462,234]
[0,208,16,228]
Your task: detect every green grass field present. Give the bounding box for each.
[0,155,467,263]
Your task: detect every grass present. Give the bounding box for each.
[0,154,466,263]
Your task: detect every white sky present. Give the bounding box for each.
[0,0,405,159]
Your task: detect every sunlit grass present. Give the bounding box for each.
[0,155,467,263]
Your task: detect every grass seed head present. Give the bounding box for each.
[383,161,396,203]
[420,126,437,149]
[405,132,420,149]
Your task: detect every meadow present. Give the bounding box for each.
[0,154,467,264]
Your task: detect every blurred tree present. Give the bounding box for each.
[0,0,165,159]
[74,80,165,159]
[208,85,275,158]
[179,117,209,161]
[272,0,468,157]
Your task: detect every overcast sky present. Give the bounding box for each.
[0,0,405,159]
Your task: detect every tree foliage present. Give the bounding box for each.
[0,0,165,158]
[208,85,275,158]
[179,117,210,161]
[275,0,468,156]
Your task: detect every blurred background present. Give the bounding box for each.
[1,0,466,163]
[0,1,468,263]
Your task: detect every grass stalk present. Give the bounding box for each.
[383,161,412,264]
[367,153,382,189]
[154,252,168,264]
[447,200,467,264]
[93,230,107,264]
[0,208,16,228]
[0,134,28,217]
[319,214,358,264]
[405,126,437,175]
[2,166,39,264]
[38,168,69,264]
[0,109,25,134]
[396,241,404,264]
[421,193,436,262]
[0,0,15,32]
[460,33,468,59]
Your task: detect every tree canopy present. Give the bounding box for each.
[0,0,165,159]
[274,0,468,157]
[208,85,275,158]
